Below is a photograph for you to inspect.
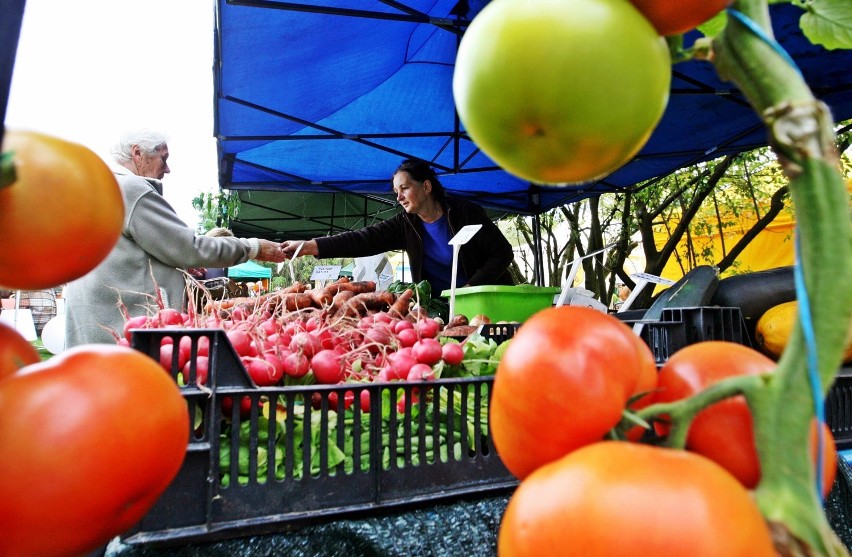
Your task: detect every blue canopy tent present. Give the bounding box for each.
[213,1,852,257]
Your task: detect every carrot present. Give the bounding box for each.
[328,280,376,294]
[282,292,315,312]
[388,288,414,318]
[330,290,355,313]
[335,290,395,318]
[309,288,335,308]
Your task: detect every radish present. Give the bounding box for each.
[393,319,414,334]
[412,338,442,365]
[290,331,320,358]
[311,349,345,384]
[407,363,436,381]
[396,391,420,413]
[226,329,252,356]
[362,326,392,353]
[377,366,395,382]
[388,351,418,380]
[328,389,355,411]
[396,327,418,348]
[181,356,209,386]
[157,308,184,326]
[159,337,190,373]
[245,354,284,386]
[282,351,310,378]
[123,314,151,342]
[196,335,210,357]
[222,395,255,419]
[415,317,440,339]
[373,311,393,324]
[441,342,464,366]
[359,389,371,413]
[259,317,280,336]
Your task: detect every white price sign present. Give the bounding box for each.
[449,224,482,246]
[631,272,675,285]
[310,265,341,281]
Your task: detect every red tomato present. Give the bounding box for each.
[0,321,40,381]
[653,341,836,494]
[653,341,773,486]
[628,0,732,36]
[498,441,776,557]
[490,306,654,479]
[0,130,124,290]
[0,345,189,557]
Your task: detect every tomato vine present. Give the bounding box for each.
[633,0,852,554]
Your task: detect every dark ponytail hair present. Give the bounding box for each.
[393,158,445,203]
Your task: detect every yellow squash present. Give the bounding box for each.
[755,301,852,363]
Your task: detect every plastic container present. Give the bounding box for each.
[124,329,516,547]
[827,366,852,451]
[441,285,561,323]
[617,306,751,364]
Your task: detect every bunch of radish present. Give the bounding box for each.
[121,280,480,411]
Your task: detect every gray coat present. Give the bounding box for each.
[65,169,257,347]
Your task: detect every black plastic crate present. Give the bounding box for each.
[826,366,852,451]
[124,329,516,547]
[619,306,751,364]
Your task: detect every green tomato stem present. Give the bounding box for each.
[712,1,852,554]
[631,374,766,448]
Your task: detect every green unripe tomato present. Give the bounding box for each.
[453,0,671,185]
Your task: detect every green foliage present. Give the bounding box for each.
[192,189,241,233]
[796,0,852,50]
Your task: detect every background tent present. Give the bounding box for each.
[213,1,852,242]
[228,261,273,291]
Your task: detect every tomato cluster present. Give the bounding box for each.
[490,306,834,556]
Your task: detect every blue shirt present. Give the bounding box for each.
[421,215,467,294]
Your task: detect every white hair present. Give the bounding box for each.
[110,129,169,164]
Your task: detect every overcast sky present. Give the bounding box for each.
[5,0,217,228]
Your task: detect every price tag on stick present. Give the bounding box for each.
[555,243,616,307]
[618,272,675,312]
[446,224,482,323]
[310,265,341,282]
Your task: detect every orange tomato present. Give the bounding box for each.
[498,441,776,557]
[490,306,654,480]
[0,345,189,556]
[0,130,124,290]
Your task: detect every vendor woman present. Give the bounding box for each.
[280,158,515,294]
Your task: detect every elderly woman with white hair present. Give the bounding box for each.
[64,129,288,347]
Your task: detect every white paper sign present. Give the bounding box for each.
[448,224,482,246]
[310,265,341,281]
[446,224,482,322]
[631,272,676,285]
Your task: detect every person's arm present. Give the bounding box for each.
[282,217,407,260]
[126,189,286,267]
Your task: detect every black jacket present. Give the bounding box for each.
[314,197,515,289]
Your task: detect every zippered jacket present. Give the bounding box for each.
[314,197,515,289]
